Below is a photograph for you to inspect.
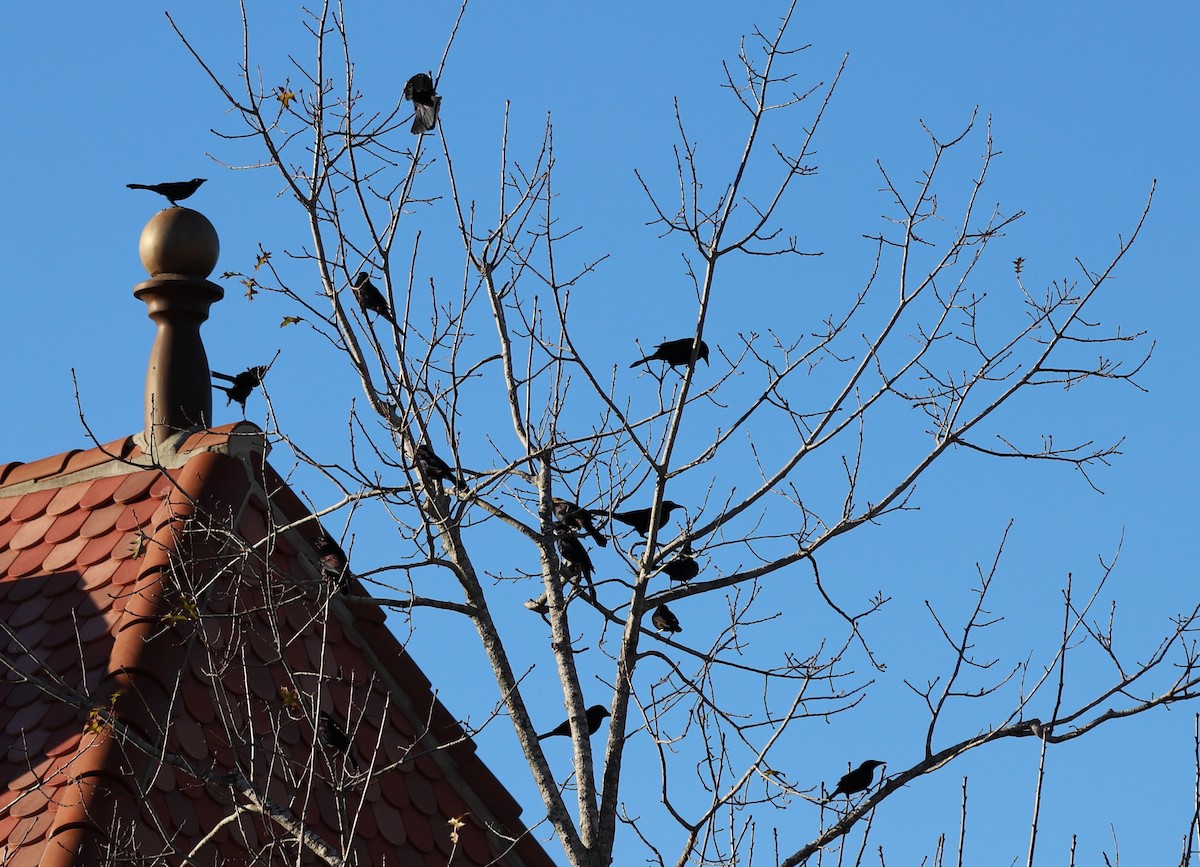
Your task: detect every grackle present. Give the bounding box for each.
[651,604,681,633]
[557,528,594,586]
[403,72,441,134]
[351,272,396,324]
[319,711,360,770]
[553,497,607,547]
[829,759,884,799]
[126,178,206,207]
[661,542,699,583]
[211,366,268,411]
[414,443,466,490]
[313,534,350,593]
[630,338,709,369]
[537,704,610,741]
[610,501,684,536]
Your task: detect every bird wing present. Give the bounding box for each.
[411,100,439,134]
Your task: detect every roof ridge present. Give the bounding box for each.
[0,422,269,499]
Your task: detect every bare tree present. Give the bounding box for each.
[148,1,1198,864]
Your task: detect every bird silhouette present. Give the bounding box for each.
[829,759,884,799]
[211,366,268,410]
[319,711,360,770]
[630,338,709,369]
[403,72,441,134]
[313,534,350,593]
[651,604,681,633]
[660,543,699,583]
[553,497,607,547]
[537,704,610,741]
[556,528,595,587]
[414,443,465,490]
[126,178,206,207]
[610,501,684,536]
[351,272,396,324]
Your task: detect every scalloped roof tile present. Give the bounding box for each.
[0,425,556,867]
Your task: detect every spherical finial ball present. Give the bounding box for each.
[138,208,220,278]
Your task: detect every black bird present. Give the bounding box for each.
[211,366,268,410]
[829,759,885,799]
[403,72,441,134]
[319,711,360,770]
[661,543,699,583]
[313,534,350,593]
[610,501,684,536]
[553,497,607,547]
[351,272,396,324]
[630,338,709,369]
[556,528,594,587]
[651,604,681,633]
[537,704,610,741]
[414,443,466,490]
[126,178,206,207]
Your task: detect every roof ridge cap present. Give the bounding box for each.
[0,423,269,499]
[138,421,268,467]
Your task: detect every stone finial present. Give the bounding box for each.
[133,209,224,445]
[138,207,220,278]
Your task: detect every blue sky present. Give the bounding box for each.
[3,3,1198,863]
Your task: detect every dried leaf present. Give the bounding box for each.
[447,814,469,843]
[130,533,149,558]
[164,594,200,624]
[86,692,122,735]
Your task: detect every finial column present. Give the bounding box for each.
[133,208,224,445]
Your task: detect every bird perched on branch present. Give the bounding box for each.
[661,542,699,583]
[351,272,396,325]
[313,534,350,594]
[414,443,466,490]
[556,527,595,587]
[630,337,709,369]
[319,711,360,770]
[403,72,441,134]
[610,501,684,536]
[553,497,607,547]
[211,366,268,411]
[126,178,206,207]
[651,604,681,633]
[828,759,884,799]
[537,704,610,741]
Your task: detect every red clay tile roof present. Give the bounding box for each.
[0,424,556,867]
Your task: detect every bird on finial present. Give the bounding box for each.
[127,178,207,207]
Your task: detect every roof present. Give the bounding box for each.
[0,423,557,867]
